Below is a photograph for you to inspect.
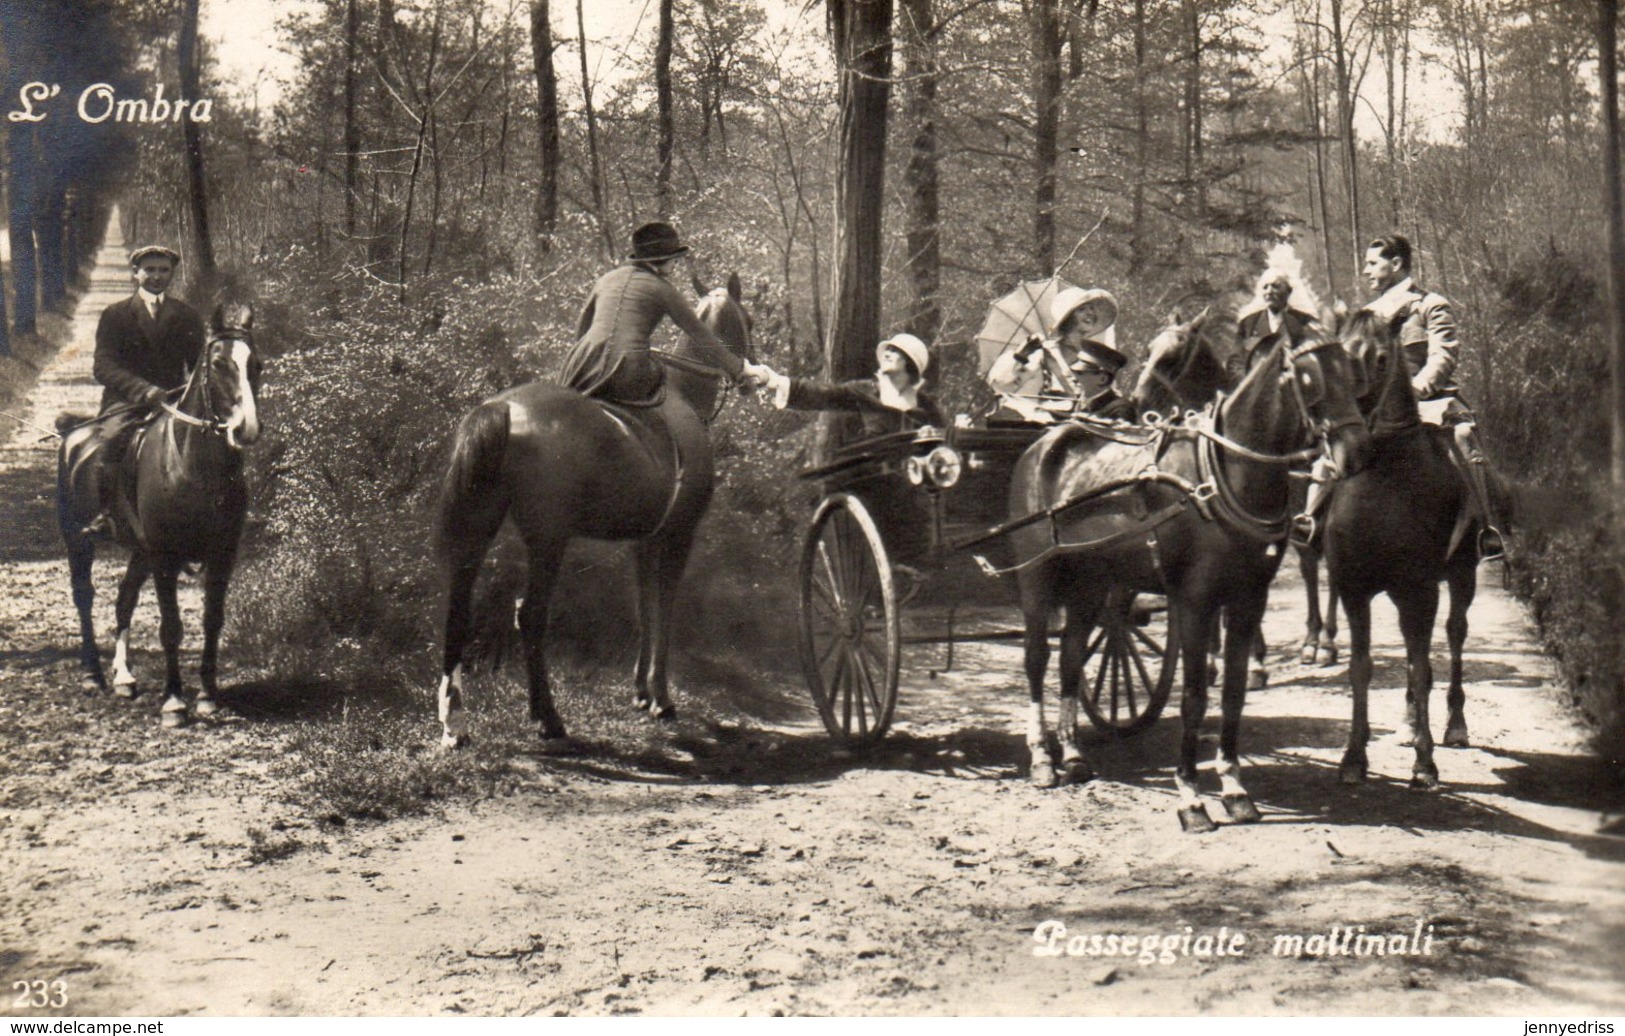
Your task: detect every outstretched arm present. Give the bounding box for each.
[658,278,746,381]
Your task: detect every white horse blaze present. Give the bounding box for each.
[225,341,260,447]
[111,629,135,686]
[438,666,467,745]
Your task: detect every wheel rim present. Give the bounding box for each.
[1078,589,1177,736]
[800,496,899,744]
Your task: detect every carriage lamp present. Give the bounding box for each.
[925,445,963,488]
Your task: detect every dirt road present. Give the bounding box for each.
[2,237,1623,1017]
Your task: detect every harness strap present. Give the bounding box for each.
[973,495,1193,577]
[1197,433,1291,543]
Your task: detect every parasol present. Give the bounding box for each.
[974,276,1078,375]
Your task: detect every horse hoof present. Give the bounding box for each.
[1222,794,1261,823]
[439,730,471,751]
[1442,725,1469,748]
[1178,804,1217,834]
[81,674,106,694]
[1060,758,1094,785]
[652,705,678,723]
[1029,759,1058,789]
[194,697,219,718]
[1317,645,1339,667]
[538,735,583,756]
[113,680,138,700]
[1248,667,1268,690]
[631,694,651,712]
[160,706,190,730]
[1338,762,1367,785]
[1299,644,1317,665]
[1409,771,1441,792]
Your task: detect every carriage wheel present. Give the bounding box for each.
[799,494,900,746]
[1077,589,1178,737]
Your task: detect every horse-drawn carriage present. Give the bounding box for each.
[794,418,1180,747]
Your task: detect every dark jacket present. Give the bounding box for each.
[1082,387,1137,422]
[559,263,745,402]
[784,377,945,438]
[94,294,206,412]
[1229,306,1317,382]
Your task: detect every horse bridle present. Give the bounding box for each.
[162,329,254,444]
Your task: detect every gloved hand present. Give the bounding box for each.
[1015,334,1043,362]
[140,385,168,407]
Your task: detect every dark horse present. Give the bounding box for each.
[1327,309,1491,788]
[1135,311,1341,676]
[56,301,263,728]
[1008,307,1369,831]
[433,275,753,750]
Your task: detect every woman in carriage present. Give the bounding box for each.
[755,332,946,435]
[985,286,1135,424]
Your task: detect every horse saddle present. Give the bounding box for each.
[59,410,156,543]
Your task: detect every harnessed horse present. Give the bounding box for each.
[1134,310,1343,676]
[1006,308,1370,831]
[56,301,264,728]
[1327,309,1487,788]
[433,275,753,750]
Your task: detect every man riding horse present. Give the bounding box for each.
[82,245,207,537]
[1294,235,1506,559]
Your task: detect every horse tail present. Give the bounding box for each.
[435,401,511,562]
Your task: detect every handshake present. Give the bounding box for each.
[741,360,790,406]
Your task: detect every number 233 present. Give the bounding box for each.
[12,980,68,1008]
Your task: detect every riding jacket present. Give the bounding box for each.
[1366,277,1460,400]
[93,293,206,413]
[559,262,745,403]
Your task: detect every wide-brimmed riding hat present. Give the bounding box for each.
[129,245,181,266]
[627,221,690,263]
[877,332,930,379]
[1050,286,1117,338]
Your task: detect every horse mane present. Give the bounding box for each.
[1337,307,1418,432]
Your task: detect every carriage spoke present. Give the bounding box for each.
[850,647,870,737]
[1080,624,1109,667]
[1130,625,1165,656]
[1091,636,1112,712]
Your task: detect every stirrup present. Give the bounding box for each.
[1477,525,1506,564]
[81,512,115,538]
[1288,513,1318,550]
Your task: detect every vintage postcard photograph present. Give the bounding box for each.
[1,0,1623,1019]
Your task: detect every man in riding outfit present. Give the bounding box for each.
[559,221,768,403]
[1294,235,1505,559]
[986,286,1136,424]
[83,245,207,536]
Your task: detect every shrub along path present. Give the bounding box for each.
[1,232,1623,1016]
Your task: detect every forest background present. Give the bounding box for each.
[1,0,1621,802]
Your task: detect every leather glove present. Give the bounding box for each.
[140,385,167,407]
[1015,334,1043,362]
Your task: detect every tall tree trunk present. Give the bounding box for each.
[1329,0,1361,274]
[1030,0,1061,277]
[900,0,941,343]
[577,0,615,259]
[178,0,216,279]
[655,0,675,217]
[827,0,893,383]
[37,179,65,311]
[344,0,360,238]
[1600,0,1625,497]
[1130,0,1148,274]
[1184,0,1205,217]
[7,123,38,335]
[531,0,560,248]
[398,4,443,303]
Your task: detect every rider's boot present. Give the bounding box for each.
[1289,456,1336,549]
[80,432,126,538]
[1455,424,1506,563]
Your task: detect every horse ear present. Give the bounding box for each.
[1166,309,1183,326]
[1192,304,1211,327]
[727,272,743,301]
[691,272,709,297]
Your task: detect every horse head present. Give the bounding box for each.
[1241,324,1372,484]
[673,272,754,417]
[1332,307,1416,435]
[1131,304,1233,416]
[186,300,264,450]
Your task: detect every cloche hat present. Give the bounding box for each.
[1050,286,1117,338]
[876,332,930,379]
